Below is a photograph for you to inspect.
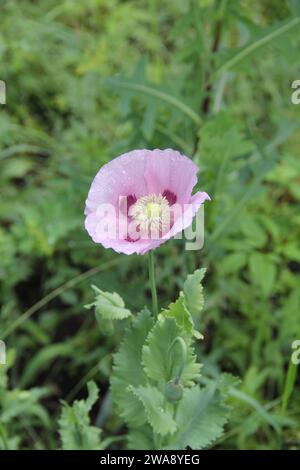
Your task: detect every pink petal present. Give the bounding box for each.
[144,149,198,203]
[167,191,211,238]
[85,149,148,216]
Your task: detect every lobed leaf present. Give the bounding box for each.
[86,285,132,320]
[59,381,103,450]
[161,293,194,336]
[111,308,154,427]
[183,268,206,317]
[170,385,229,449]
[129,384,177,436]
[142,317,201,387]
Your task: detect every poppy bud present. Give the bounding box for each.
[165,380,183,403]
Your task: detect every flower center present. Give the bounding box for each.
[129,193,171,234]
[146,201,161,219]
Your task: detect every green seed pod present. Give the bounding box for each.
[165,380,183,403]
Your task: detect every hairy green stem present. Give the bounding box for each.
[148,250,158,318]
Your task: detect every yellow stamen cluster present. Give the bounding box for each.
[129,194,171,234]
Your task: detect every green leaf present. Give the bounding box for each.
[111,309,154,427]
[85,381,99,412]
[217,373,241,395]
[183,268,206,317]
[19,343,74,387]
[86,285,132,320]
[161,293,194,336]
[1,387,50,425]
[216,16,300,76]
[129,385,177,436]
[59,381,103,450]
[248,252,277,297]
[239,215,267,248]
[161,293,203,340]
[171,385,229,449]
[219,252,247,275]
[198,113,253,164]
[228,388,279,432]
[210,156,278,242]
[104,77,201,126]
[127,425,155,450]
[142,317,201,387]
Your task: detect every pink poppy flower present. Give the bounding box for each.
[84,149,210,255]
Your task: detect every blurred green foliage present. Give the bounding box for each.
[0,0,300,450]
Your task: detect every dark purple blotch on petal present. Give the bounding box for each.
[163,190,177,205]
[125,234,140,243]
[127,194,137,210]
[120,194,137,216]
